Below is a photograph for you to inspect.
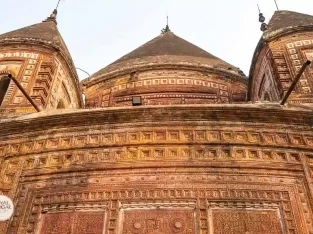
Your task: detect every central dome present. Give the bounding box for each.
[88,31,245,82]
[83,30,247,107]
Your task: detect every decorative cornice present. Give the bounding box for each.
[264,25,313,42]
[0,69,16,77]
[0,104,313,137]
[82,61,247,87]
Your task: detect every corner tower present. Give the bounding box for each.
[82,30,247,107]
[0,10,82,115]
[249,11,313,104]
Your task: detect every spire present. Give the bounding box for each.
[161,15,171,34]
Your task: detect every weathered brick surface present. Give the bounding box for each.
[0,105,313,233]
[1,9,313,234]
[83,32,248,108]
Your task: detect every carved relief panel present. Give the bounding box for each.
[121,208,196,234]
[210,208,284,234]
[85,69,247,108]
[285,41,313,95]
[8,174,313,234]
[38,211,105,234]
[0,51,43,113]
[30,56,56,108]
[261,36,313,103]
[48,59,80,110]
[252,49,281,102]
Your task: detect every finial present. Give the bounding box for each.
[43,0,63,24]
[161,15,171,34]
[274,0,279,11]
[43,9,58,24]
[257,4,268,32]
[56,0,62,10]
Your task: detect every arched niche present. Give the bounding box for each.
[57,99,66,109]
[0,75,11,106]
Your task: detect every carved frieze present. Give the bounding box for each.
[8,177,311,234]
[1,126,313,158]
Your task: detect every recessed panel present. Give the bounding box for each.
[211,209,283,234]
[122,209,196,234]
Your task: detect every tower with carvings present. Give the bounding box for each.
[0,10,81,115]
[1,7,313,234]
[250,11,313,103]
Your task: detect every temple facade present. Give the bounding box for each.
[1,9,313,234]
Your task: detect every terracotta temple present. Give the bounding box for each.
[1,8,313,234]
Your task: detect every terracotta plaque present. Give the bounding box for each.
[39,212,73,234]
[73,212,105,234]
[122,209,195,234]
[212,209,283,234]
[39,211,105,234]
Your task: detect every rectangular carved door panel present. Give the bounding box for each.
[73,212,105,234]
[211,209,284,234]
[39,211,105,234]
[39,212,73,234]
[122,209,196,234]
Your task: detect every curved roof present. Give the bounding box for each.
[87,31,246,83]
[0,18,71,59]
[264,10,313,40]
[112,31,220,64]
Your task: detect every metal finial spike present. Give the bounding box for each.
[274,0,279,10]
[166,15,170,32]
[56,0,62,10]
[161,14,171,34]
[257,4,261,14]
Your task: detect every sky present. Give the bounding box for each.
[1,0,313,80]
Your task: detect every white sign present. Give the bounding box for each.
[0,195,14,221]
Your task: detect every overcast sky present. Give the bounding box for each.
[1,0,313,80]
